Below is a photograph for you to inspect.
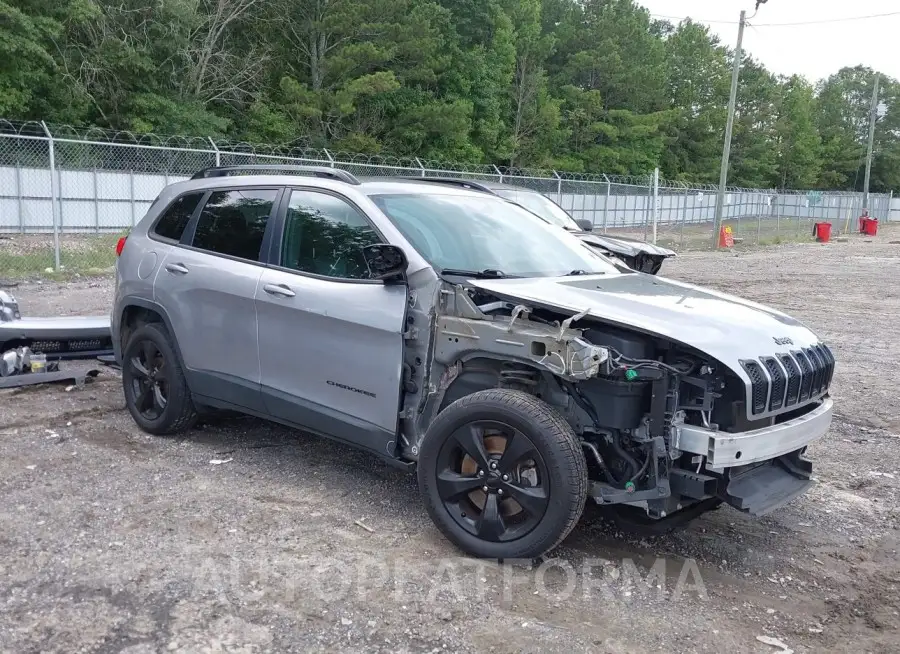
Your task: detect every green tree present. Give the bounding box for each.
[503,0,563,166]
[1,0,896,190]
[729,57,779,188]
[773,75,821,189]
[661,20,730,183]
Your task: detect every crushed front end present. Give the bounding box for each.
[415,277,835,531]
[569,327,835,525]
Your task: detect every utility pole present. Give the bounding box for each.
[713,10,746,249]
[862,73,880,213]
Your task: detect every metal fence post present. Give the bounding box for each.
[492,165,504,184]
[208,137,221,167]
[554,171,563,204]
[680,187,688,249]
[775,193,780,239]
[323,149,335,168]
[93,168,100,233]
[40,121,61,271]
[602,175,610,233]
[15,164,24,233]
[415,157,426,178]
[755,192,762,244]
[651,168,659,244]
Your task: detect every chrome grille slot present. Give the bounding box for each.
[761,356,786,411]
[805,347,825,396]
[779,354,801,406]
[741,360,768,415]
[793,350,814,402]
[818,344,836,386]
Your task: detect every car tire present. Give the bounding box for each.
[122,322,197,435]
[418,389,588,559]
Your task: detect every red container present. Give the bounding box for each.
[813,222,832,243]
[863,217,878,237]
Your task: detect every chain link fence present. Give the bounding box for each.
[1,120,894,278]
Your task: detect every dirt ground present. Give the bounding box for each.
[2,232,900,653]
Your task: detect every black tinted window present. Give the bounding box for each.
[192,189,278,260]
[281,191,381,279]
[153,193,203,241]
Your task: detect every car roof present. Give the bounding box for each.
[166,171,522,201]
[358,177,543,195]
[355,178,500,197]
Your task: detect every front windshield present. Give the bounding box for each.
[494,189,581,231]
[370,193,620,278]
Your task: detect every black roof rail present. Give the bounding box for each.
[190,165,361,185]
[400,177,499,194]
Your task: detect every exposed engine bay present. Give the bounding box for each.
[406,280,830,532]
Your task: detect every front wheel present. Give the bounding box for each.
[417,389,588,559]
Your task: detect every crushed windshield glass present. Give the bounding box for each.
[369,193,620,278]
[494,189,581,231]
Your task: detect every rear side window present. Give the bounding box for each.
[191,189,278,261]
[153,193,203,241]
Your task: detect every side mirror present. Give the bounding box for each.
[362,244,408,283]
[575,218,594,232]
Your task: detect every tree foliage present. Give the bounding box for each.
[2,0,897,191]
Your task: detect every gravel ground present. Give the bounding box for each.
[2,232,900,653]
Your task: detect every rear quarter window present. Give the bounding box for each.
[152,193,204,241]
[190,189,278,261]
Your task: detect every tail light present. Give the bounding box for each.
[115,236,127,257]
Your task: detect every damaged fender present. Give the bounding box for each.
[433,286,608,381]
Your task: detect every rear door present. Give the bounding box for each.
[155,187,282,412]
[255,187,407,453]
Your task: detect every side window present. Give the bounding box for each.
[191,189,278,260]
[280,190,382,279]
[153,193,203,241]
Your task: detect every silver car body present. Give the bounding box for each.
[112,173,833,512]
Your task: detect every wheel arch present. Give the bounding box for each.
[116,297,186,371]
[436,355,567,414]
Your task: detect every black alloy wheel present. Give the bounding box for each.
[418,389,588,559]
[127,340,168,421]
[121,322,197,435]
[435,420,550,543]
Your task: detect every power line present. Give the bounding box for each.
[651,10,900,28]
[755,11,900,26]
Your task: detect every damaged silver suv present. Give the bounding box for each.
[112,166,835,559]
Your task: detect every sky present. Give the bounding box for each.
[636,0,900,83]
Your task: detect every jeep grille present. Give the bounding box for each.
[740,345,835,416]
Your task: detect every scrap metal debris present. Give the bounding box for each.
[0,290,113,360]
[0,345,99,390]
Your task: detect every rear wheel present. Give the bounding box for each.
[122,322,197,435]
[418,389,588,559]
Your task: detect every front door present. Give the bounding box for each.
[156,187,281,412]
[255,188,407,455]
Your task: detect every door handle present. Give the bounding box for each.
[165,262,189,275]
[263,283,296,298]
